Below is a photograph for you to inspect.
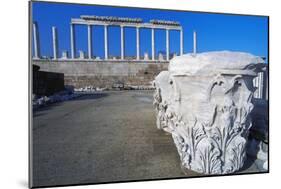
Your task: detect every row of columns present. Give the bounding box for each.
[69,24,183,60]
[33,22,188,61]
[33,23,62,60]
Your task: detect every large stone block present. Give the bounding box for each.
[153,51,266,174]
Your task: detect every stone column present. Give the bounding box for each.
[136,27,140,60]
[180,29,183,55]
[87,25,92,59]
[153,51,265,175]
[253,75,260,98]
[258,72,264,99]
[166,29,169,61]
[120,25,124,60]
[104,25,108,60]
[70,24,75,59]
[193,30,197,55]
[32,22,39,59]
[151,28,155,61]
[52,26,57,60]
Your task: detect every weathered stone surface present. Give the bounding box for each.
[33,60,168,88]
[154,51,265,174]
[153,71,171,131]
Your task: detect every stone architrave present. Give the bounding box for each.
[153,51,265,174]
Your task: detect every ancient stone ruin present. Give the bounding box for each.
[153,51,266,174]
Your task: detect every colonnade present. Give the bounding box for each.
[69,25,183,60]
[33,16,184,61]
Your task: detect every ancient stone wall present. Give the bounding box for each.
[32,60,168,88]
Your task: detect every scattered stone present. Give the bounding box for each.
[158,53,164,61]
[96,87,107,91]
[79,50,85,59]
[74,86,96,92]
[144,52,149,60]
[33,89,81,109]
[112,81,124,90]
[61,51,68,60]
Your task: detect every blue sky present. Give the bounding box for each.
[32,1,268,62]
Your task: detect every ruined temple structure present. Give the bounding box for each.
[32,15,184,61]
[32,15,267,96]
[32,15,187,88]
[153,51,268,174]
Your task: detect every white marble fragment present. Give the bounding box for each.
[154,51,265,174]
[61,51,68,60]
[153,71,172,131]
[79,50,85,59]
[158,53,164,61]
[144,52,149,60]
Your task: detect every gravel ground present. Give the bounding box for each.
[31,90,266,188]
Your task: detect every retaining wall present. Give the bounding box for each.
[33,60,169,88]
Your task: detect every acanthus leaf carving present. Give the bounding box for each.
[154,62,257,174]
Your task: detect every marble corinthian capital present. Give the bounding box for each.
[153,51,265,174]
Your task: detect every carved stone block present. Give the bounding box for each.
[153,51,265,174]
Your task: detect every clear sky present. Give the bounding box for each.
[32,1,268,62]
